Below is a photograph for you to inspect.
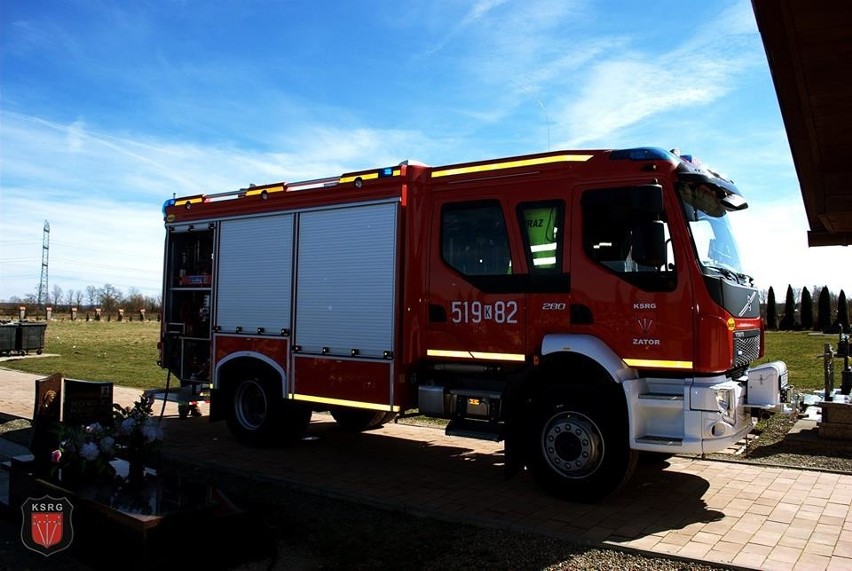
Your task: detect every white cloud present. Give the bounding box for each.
[731,203,850,295]
[561,58,732,146]
[2,0,845,307]
[0,111,430,301]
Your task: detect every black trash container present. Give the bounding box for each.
[0,323,16,356]
[16,322,47,355]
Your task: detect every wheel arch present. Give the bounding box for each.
[504,334,637,485]
[212,352,287,421]
[540,334,636,386]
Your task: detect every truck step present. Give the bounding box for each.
[445,419,503,442]
[636,435,683,447]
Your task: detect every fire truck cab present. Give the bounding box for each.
[159,147,787,501]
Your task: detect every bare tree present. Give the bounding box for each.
[51,285,63,308]
[74,289,85,308]
[86,285,98,308]
[124,287,146,312]
[99,283,122,313]
[146,295,162,313]
[65,289,76,310]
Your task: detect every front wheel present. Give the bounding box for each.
[226,377,311,447]
[526,390,637,502]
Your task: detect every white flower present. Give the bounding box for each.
[120,418,136,435]
[142,419,163,442]
[80,442,100,461]
[99,436,115,453]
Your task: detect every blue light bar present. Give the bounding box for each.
[610,147,676,161]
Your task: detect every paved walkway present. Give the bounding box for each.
[2,366,852,570]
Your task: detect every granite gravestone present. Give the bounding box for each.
[30,373,63,475]
[62,378,114,428]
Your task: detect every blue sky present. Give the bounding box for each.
[1,0,849,304]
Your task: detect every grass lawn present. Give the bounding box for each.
[1,320,845,393]
[756,330,845,392]
[3,320,165,389]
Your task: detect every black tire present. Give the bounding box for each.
[526,388,637,503]
[330,407,396,432]
[226,377,311,447]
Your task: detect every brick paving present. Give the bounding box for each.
[3,365,852,570]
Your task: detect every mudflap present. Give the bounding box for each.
[209,388,225,421]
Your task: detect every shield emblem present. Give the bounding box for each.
[20,495,74,556]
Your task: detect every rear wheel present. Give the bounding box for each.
[226,377,311,447]
[330,407,396,432]
[526,388,637,502]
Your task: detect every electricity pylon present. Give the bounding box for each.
[37,220,50,309]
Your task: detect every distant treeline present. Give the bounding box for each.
[763,285,849,332]
[1,282,161,322]
[2,283,161,315]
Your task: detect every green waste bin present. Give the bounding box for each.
[0,323,16,356]
[16,322,47,355]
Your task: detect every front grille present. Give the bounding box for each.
[733,329,760,367]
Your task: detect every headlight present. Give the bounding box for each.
[715,387,734,423]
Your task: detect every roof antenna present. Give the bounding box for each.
[511,79,551,151]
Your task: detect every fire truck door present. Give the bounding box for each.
[425,199,526,363]
[569,184,692,371]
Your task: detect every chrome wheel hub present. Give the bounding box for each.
[541,411,604,478]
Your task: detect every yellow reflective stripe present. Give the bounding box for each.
[176,196,204,206]
[339,168,401,184]
[427,349,526,362]
[472,351,526,362]
[245,185,285,196]
[291,394,399,412]
[432,154,593,178]
[624,358,693,370]
[427,349,470,359]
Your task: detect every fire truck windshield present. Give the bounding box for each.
[678,182,751,285]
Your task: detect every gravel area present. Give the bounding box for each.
[707,412,852,472]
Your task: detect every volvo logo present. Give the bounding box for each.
[738,291,757,317]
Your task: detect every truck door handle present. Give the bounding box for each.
[429,304,447,323]
[570,304,593,324]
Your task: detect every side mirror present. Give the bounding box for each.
[630,221,666,268]
[721,192,748,211]
[629,184,664,217]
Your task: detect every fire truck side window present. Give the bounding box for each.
[581,187,676,292]
[518,201,564,272]
[442,202,512,276]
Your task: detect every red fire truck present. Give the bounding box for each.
[159,147,787,501]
